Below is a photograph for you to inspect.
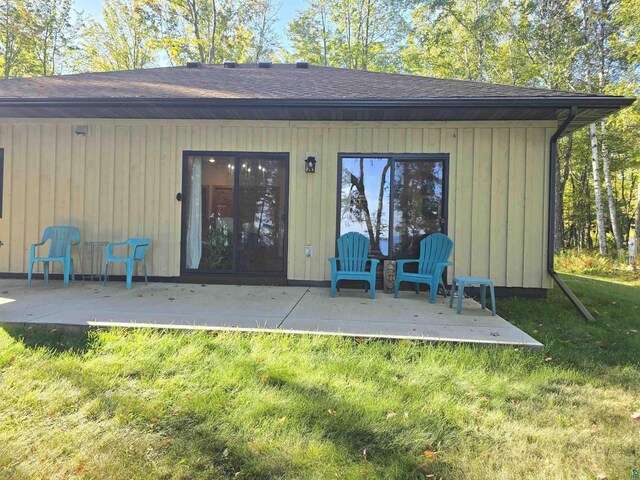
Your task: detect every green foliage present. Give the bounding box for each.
[202,227,233,270]
[556,249,639,280]
[0,274,638,478]
[74,0,159,72]
[286,0,408,71]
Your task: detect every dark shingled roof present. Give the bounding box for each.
[0,63,634,133]
[0,63,605,100]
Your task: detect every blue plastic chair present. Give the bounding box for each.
[329,232,379,299]
[103,238,152,289]
[394,233,454,303]
[28,226,80,287]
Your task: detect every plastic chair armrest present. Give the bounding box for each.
[368,258,380,271]
[396,259,418,274]
[132,243,150,260]
[30,241,47,257]
[106,241,128,258]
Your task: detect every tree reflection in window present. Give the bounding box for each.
[340,156,445,258]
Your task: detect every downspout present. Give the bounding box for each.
[547,106,595,321]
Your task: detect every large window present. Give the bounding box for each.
[338,155,447,258]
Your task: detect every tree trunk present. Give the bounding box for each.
[589,122,607,254]
[600,119,623,251]
[554,134,572,252]
[636,182,640,242]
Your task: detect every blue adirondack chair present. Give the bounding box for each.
[103,238,152,289]
[394,233,454,303]
[28,226,80,287]
[329,232,379,299]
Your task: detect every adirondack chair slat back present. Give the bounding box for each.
[337,232,370,271]
[42,226,80,257]
[418,233,453,275]
[128,238,152,260]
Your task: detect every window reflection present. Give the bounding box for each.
[339,156,445,258]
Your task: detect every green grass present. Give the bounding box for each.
[0,274,639,479]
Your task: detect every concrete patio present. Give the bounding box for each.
[0,279,542,349]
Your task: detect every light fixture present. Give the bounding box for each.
[208,157,215,163]
[305,156,317,173]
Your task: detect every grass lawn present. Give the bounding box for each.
[0,274,638,479]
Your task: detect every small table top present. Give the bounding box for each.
[453,276,494,284]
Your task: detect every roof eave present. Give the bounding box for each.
[0,96,634,109]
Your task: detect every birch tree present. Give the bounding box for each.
[28,0,76,76]
[287,0,408,71]
[76,0,158,71]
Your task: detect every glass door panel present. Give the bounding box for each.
[184,153,288,277]
[339,157,391,256]
[392,160,444,257]
[236,158,287,273]
[337,155,447,259]
[185,155,235,272]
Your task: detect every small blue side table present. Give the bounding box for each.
[449,276,496,316]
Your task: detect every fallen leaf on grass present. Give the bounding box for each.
[328,409,337,417]
[260,375,269,383]
[628,329,638,335]
[76,466,85,475]
[355,338,366,344]
[631,412,640,422]
[544,356,552,362]
[277,416,287,424]
[160,438,171,446]
[360,448,368,460]
[423,450,438,459]
[386,411,397,420]
[9,355,15,363]
[150,418,159,424]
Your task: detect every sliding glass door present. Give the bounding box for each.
[182,153,288,277]
[338,155,447,259]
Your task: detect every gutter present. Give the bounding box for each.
[547,106,595,321]
[0,96,634,110]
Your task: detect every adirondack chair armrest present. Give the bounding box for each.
[367,258,380,271]
[395,259,418,274]
[434,261,453,275]
[328,257,340,269]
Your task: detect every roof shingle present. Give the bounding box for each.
[0,63,606,100]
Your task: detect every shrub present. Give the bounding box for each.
[556,249,639,280]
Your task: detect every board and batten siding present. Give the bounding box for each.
[0,119,555,289]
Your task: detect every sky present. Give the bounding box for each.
[75,0,307,51]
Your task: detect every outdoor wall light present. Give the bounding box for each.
[305,156,317,173]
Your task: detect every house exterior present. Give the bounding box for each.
[0,63,633,294]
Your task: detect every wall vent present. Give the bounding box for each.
[296,61,309,69]
[224,61,237,68]
[74,125,89,136]
[186,62,200,68]
[258,62,272,68]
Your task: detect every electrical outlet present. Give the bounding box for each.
[304,245,313,257]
